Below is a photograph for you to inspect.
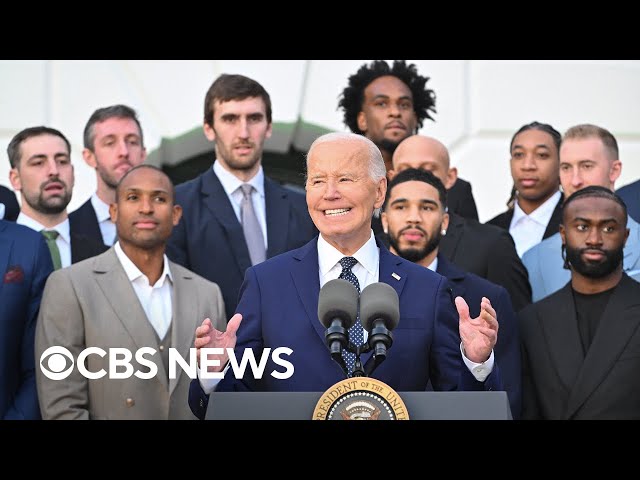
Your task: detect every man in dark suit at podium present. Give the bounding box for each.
[188,132,502,420]
[166,74,317,319]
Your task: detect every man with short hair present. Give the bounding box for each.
[70,104,147,247]
[338,59,478,220]
[35,165,226,419]
[391,134,532,312]
[520,186,640,419]
[8,126,106,269]
[188,132,502,420]
[381,167,521,417]
[522,124,640,301]
[167,74,317,319]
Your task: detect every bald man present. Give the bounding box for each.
[388,135,532,312]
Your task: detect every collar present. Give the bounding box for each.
[90,193,112,223]
[513,190,562,226]
[17,212,71,244]
[317,230,378,277]
[114,241,173,287]
[213,161,264,199]
[426,256,438,272]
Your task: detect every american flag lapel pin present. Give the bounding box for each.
[391,272,401,281]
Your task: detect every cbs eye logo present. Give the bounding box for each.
[39,346,75,380]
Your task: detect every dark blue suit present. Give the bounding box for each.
[617,179,640,223]
[0,220,53,419]
[167,167,317,319]
[437,254,521,418]
[189,237,502,419]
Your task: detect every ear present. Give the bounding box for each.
[172,204,183,227]
[446,167,458,190]
[82,148,98,168]
[380,211,388,234]
[203,123,216,142]
[387,169,397,180]
[140,146,147,162]
[357,111,367,133]
[265,122,273,140]
[373,177,387,210]
[9,167,21,191]
[559,223,566,245]
[441,212,450,231]
[109,202,118,223]
[610,159,622,185]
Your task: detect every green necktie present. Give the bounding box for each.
[42,230,62,270]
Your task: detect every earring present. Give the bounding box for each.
[383,229,388,234]
[441,229,447,235]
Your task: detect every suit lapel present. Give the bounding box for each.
[265,178,290,258]
[538,284,585,394]
[201,168,252,274]
[378,241,408,300]
[93,249,168,389]
[169,262,198,396]
[565,275,640,418]
[436,254,467,298]
[290,239,325,343]
[0,224,12,295]
[438,213,464,259]
[623,217,640,274]
[543,195,564,239]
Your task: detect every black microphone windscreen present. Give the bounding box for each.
[317,278,358,329]
[359,282,400,332]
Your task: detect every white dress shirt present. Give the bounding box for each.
[213,161,268,249]
[509,190,561,258]
[91,193,116,246]
[0,203,5,220]
[17,213,72,268]
[114,241,173,340]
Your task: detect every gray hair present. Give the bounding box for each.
[306,132,386,182]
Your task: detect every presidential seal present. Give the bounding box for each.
[312,378,409,420]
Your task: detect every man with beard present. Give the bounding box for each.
[70,104,147,248]
[167,74,316,319]
[522,124,640,301]
[380,167,521,418]
[519,186,640,419]
[7,126,107,269]
[391,135,532,312]
[338,59,479,221]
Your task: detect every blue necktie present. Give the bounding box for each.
[338,257,364,375]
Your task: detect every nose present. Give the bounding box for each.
[117,139,129,158]
[585,227,603,247]
[388,102,401,117]
[322,178,341,201]
[571,169,583,190]
[139,195,154,214]
[406,205,422,224]
[46,158,59,177]
[521,153,536,171]
[238,118,250,139]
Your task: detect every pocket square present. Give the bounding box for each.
[4,265,24,284]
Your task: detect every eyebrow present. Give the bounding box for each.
[390,197,439,207]
[512,144,551,150]
[125,188,170,195]
[27,152,69,161]
[573,216,619,224]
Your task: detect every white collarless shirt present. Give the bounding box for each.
[114,241,173,340]
[509,190,561,258]
[90,193,116,246]
[17,213,72,268]
[213,161,268,249]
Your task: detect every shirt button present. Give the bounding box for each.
[126,397,135,407]
[159,345,165,352]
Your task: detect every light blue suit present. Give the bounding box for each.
[522,215,640,302]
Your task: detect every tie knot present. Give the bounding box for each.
[339,256,358,271]
[42,230,59,241]
[240,183,254,199]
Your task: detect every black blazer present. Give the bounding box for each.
[0,186,20,222]
[447,177,478,221]
[486,193,564,241]
[439,213,532,312]
[520,274,640,419]
[437,254,521,418]
[166,167,318,319]
[68,214,109,264]
[68,198,106,247]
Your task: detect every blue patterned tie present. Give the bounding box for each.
[338,257,364,375]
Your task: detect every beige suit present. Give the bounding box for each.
[35,248,226,420]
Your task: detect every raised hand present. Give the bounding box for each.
[455,296,498,364]
[195,313,243,372]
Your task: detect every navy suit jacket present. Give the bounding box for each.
[166,167,317,319]
[0,220,53,419]
[437,254,521,418]
[68,198,106,248]
[189,236,502,419]
[617,179,640,223]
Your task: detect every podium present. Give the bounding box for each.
[206,391,512,420]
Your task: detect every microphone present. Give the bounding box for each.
[359,282,399,375]
[318,279,359,374]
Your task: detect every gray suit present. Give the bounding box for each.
[522,215,640,302]
[35,248,226,420]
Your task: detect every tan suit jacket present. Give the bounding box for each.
[35,248,226,420]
